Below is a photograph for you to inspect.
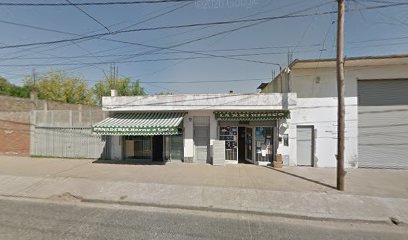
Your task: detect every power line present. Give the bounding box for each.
[0,49,322,61]
[117,1,192,31]
[0,52,305,67]
[0,1,192,75]
[3,10,405,61]
[0,1,406,51]
[65,0,111,33]
[61,1,328,69]
[0,2,192,61]
[97,2,335,68]
[0,10,340,50]
[0,1,195,7]
[0,1,335,74]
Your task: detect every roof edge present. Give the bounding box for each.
[290,53,408,68]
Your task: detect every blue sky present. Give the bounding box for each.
[1,0,408,94]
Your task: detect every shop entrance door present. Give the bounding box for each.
[152,136,163,162]
[238,127,247,163]
[254,127,274,163]
[132,136,152,160]
[245,127,254,163]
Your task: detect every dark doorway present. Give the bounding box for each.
[152,136,164,162]
[238,127,248,163]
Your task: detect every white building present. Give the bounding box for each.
[93,54,408,169]
[259,54,408,169]
[93,94,293,165]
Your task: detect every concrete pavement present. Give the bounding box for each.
[0,156,408,224]
[1,156,408,197]
[1,198,407,240]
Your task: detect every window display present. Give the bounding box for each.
[246,127,252,161]
[219,126,237,160]
[255,127,273,162]
[125,136,152,159]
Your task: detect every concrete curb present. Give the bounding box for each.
[82,198,394,225]
[0,193,396,225]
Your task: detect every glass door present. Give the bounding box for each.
[255,127,273,163]
[245,127,253,163]
[169,135,183,161]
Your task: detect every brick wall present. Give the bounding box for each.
[0,113,30,155]
[0,95,101,156]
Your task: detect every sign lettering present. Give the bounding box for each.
[214,111,290,120]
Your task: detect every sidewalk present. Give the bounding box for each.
[0,156,407,224]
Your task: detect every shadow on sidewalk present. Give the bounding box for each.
[92,159,166,166]
[263,166,337,190]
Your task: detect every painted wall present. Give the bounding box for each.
[105,93,296,162]
[264,62,408,167]
[102,93,296,111]
[0,95,100,156]
[110,136,123,160]
[183,110,218,163]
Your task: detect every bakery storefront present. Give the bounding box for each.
[92,93,294,165]
[92,112,186,162]
[214,111,290,165]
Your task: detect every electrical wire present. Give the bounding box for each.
[0,1,195,7]
[1,1,405,51]
[65,0,111,33]
[0,10,341,50]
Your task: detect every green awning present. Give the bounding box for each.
[214,110,290,121]
[92,112,185,136]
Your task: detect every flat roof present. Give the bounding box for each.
[257,53,408,90]
[290,53,408,69]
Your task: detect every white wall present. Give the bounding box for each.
[183,110,217,162]
[104,93,295,162]
[275,96,297,166]
[291,97,358,167]
[110,136,123,160]
[102,93,295,111]
[287,63,408,167]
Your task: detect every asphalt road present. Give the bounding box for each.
[0,198,407,240]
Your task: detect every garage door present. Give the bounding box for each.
[358,79,408,168]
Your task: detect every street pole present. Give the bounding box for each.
[336,0,345,191]
[31,68,36,101]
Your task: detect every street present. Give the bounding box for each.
[0,198,406,240]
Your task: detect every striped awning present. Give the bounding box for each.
[92,112,185,136]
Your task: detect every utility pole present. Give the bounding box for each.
[31,68,37,101]
[336,0,345,191]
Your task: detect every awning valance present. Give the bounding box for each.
[214,110,290,121]
[92,112,185,136]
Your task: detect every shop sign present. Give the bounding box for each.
[214,111,290,120]
[92,126,179,135]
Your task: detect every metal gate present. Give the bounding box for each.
[358,79,408,168]
[297,126,314,166]
[32,127,110,159]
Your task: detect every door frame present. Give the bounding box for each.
[296,125,315,167]
[152,135,164,162]
[193,125,210,163]
[245,127,254,164]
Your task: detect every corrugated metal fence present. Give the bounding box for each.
[31,110,110,159]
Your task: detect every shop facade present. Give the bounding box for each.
[92,93,295,165]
